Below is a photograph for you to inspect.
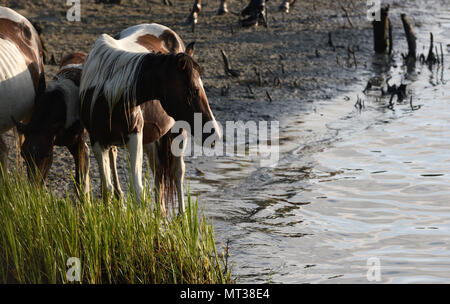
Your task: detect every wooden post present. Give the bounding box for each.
[372,5,390,53]
[426,32,437,64]
[401,14,417,60]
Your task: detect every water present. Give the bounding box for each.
[186,4,450,283]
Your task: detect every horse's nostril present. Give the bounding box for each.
[211,140,216,148]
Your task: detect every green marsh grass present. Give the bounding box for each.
[0,172,232,284]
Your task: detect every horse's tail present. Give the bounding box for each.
[157,133,176,212]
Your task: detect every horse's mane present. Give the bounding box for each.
[79,34,149,119]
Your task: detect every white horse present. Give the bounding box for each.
[0,6,45,174]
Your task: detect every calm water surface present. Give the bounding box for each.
[187,3,450,283]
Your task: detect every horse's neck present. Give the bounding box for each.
[47,78,79,129]
[135,54,169,106]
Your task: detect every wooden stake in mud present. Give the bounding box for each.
[220,49,240,77]
[401,14,417,61]
[426,32,437,64]
[372,4,391,54]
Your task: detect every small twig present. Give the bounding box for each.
[273,76,281,87]
[328,32,334,48]
[221,84,230,96]
[340,2,354,28]
[348,45,357,68]
[247,84,254,95]
[254,67,263,86]
[266,90,272,103]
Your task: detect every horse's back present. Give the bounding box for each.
[117,23,185,54]
[0,7,44,133]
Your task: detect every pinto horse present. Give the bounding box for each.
[0,6,45,174]
[14,52,90,197]
[112,24,195,213]
[80,24,221,211]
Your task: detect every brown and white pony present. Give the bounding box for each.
[113,24,194,213]
[0,6,45,174]
[80,23,221,212]
[15,52,90,197]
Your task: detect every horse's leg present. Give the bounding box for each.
[144,142,166,215]
[92,142,113,202]
[68,138,90,201]
[169,133,186,214]
[14,112,32,171]
[109,146,124,200]
[185,0,201,25]
[172,153,186,214]
[12,128,23,170]
[127,132,144,205]
[217,0,228,15]
[0,134,7,177]
[240,0,267,28]
[279,0,295,13]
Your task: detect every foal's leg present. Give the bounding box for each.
[68,138,90,200]
[0,134,7,177]
[109,146,124,200]
[144,142,166,215]
[92,142,113,202]
[127,132,144,205]
[12,128,24,170]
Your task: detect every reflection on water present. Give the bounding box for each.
[186,3,450,283]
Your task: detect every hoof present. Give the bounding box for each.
[279,2,289,13]
[217,6,229,15]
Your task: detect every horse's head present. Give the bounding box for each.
[159,50,222,147]
[14,90,66,182]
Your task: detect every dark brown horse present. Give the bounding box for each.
[0,6,45,175]
[15,52,90,197]
[80,24,221,210]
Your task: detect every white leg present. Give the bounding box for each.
[0,134,7,176]
[92,142,113,201]
[173,131,187,213]
[127,132,144,205]
[173,154,186,213]
[109,146,124,200]
[82,142,91,199]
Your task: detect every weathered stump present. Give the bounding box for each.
[372,5,391,54]
[401,14,417,60]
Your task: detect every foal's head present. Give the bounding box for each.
[15,90,67,181]
[156,52,221,146]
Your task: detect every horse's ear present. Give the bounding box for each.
[185,42,195,57]
[177,53,189,71]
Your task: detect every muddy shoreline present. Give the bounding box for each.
[1,0,429,195]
